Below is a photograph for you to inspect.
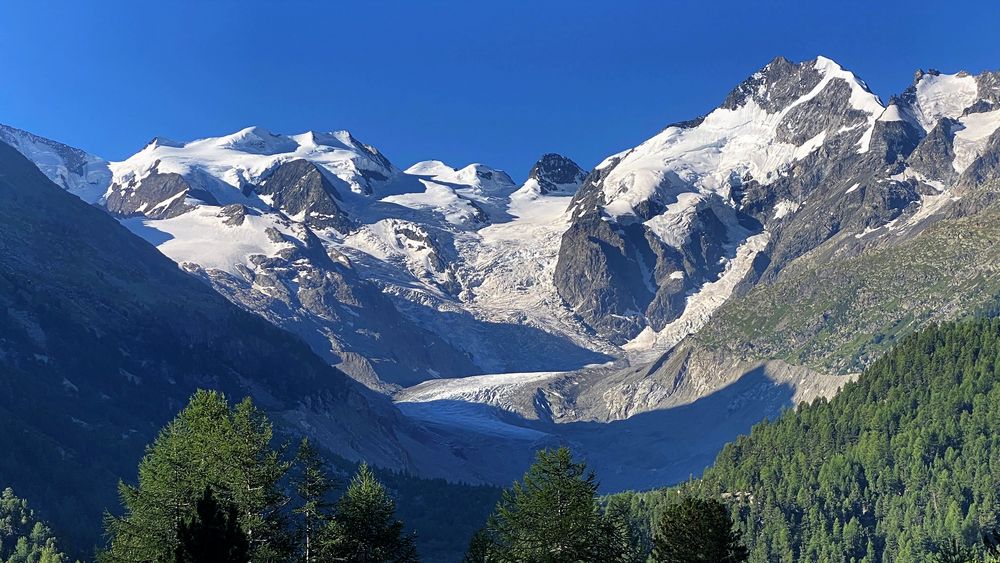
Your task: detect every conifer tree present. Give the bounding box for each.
[317,463,418,563]
[474,447,632,562]
[0,488,69,563]
[174,487,249,563]
[226,397,292,561]
[101,390,292,563]
[651,495,747,563]
[461,528,496,563]
[292,438,335,563]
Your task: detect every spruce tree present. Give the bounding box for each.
[476,447,627,562]
[317,463,418,563]
[651,495,747,563]
[292,438,335,563]
[174,487,249,563]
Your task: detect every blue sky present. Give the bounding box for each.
[2,0,999,179]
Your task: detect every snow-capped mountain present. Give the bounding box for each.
[58,124,604,389]
[555,56,889,343]
[5,54,1000,492]
[105,126,394,224]
[0,124,111,202]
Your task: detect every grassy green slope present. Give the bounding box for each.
[697,209,1000,374]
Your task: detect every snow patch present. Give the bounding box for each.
[120,207,295,273]
[912,72,979,132]
[773,199,800,219]
[953,109,1000,173]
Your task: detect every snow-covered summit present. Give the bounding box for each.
[108,126,397,214]
[579,55,885,222]
[892,67,1000,175]
[0,124,111,203]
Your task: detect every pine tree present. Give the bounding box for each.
[174,487,249,563]
[317,463,418,563]
[292,438,335,563]
[475,447,627,562]
[651,495,747,563]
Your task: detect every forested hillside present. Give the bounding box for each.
[619,318,1000,561]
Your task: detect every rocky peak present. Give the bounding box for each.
[721,55,824,112]
[256,159,354,233]
[527,153,587,194]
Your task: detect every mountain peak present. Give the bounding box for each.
[214,126,297,154]
[720,55,880,116]
[899,70,980,132]
[721,56,825,112]
[405,160,455,177]
[527,154,586,194]
[452,163,515,191]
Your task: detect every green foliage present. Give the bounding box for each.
[94,388,500,562]
[0,488,70,563]
[651,495,747,563]
[317,462,418,563]
[174,487,249,563]
[101,390,291,563]
[471,447,643,563]
[291,439,334,563]
[620,318,1000,562]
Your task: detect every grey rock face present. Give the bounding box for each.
[527,154,587,194]
[105,171,212,219]
[255,159,354,232]
[218,203,249,226]
[555,57,880,342]
[775,78,872,145]
[908,119,961,185]
[555,194,756,343]
[965,129,1000,183]
[867,112,923,164]
[973,71,1000,109]
[721,56,824,112]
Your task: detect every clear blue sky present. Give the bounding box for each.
[2,0,999,179]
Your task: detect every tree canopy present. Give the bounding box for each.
[468,447,644,563]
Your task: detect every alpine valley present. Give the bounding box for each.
[5,54,1000,559]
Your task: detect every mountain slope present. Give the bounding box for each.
[0,137,494,551]
[635,318,1000,562]
[0,123,111,202]
[545,60,1000,426]
[102,130,610,388]
[555,56,886,343]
